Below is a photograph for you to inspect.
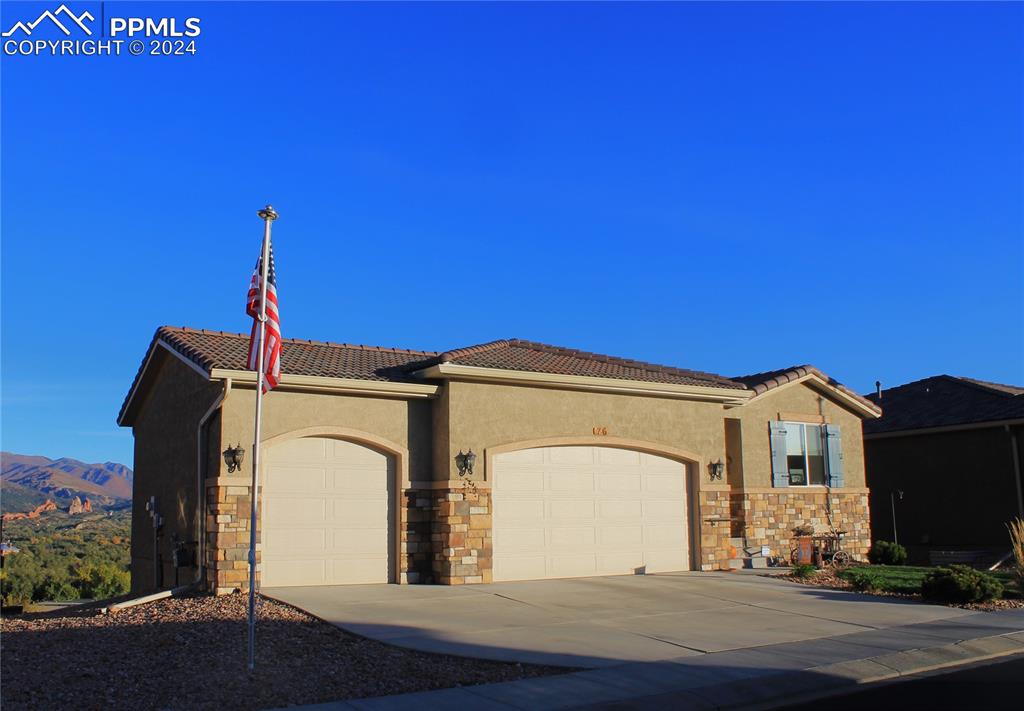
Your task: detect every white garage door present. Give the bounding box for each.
[492,446,689,581]
[262,437,392,587]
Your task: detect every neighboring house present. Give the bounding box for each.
[864,376,1024,564]
[118,327,880,594]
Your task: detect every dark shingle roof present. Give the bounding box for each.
[423,339,743,389]
[732,365,882,416]
[864,375,1024,435]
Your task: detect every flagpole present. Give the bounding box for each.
[248,204,277,672]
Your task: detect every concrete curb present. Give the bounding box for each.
[718,638,1024,711]
[265,626,1024,711]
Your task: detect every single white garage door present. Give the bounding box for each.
[261,437,392,587]
[492,446,689,581]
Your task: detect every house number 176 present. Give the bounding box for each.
[592,426,608,436]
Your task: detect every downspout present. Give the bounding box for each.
[196,378,232,586]
[818,397,836,533]
[1007,425,1024,520]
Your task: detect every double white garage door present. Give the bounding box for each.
[492,446,690,581]
[261,438,689,587]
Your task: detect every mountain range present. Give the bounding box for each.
[1,452,133,513]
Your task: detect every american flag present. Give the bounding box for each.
[246,241,281,392]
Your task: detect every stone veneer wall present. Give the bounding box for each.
[402,488,434,583]
[731,489,871,561]
[697,488,734,570]
[205,480,257,594]
[203,479,869,591]
[431,483,493,584]
[204,478,426,593]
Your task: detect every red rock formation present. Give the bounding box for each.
[2,499,58,522]
[67,496,94,514]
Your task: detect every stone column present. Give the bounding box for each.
[432,483,492,584]
[698,486,734,570]
[204,478,258,595]
[402,487,435,583]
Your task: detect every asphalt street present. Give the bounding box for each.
[778,654,1024,710]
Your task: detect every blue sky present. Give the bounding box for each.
[2,1,1022,467]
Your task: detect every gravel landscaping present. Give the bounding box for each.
[1,593,567,711]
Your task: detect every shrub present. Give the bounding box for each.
[921,565,1003,604]
[74,561,130,600]
[791,563,817,579]
[867,540,908,566]
[38,579,81,601]
[845,568,881,592]
[792,524,814,537]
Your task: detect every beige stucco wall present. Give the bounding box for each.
[724,418,744,487]
[130,353,223,593]
[431,385,452,484]
[128,357,877,588]
[444,380,727,481]
[729,381,867,489]
[218,387,433,481]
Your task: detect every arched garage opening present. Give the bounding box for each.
[260,433,399,586]
[490,440,699,582]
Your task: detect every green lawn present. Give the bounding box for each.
[837,565,1021,598]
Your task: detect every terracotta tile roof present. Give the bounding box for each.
[864,375,1024,435]
[732,365,882,416]
[117,327,438,425]
[425,339,744,389]
[155,326,437,380]
[120,327,882,424]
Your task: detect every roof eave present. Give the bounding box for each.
[209,368,439,398]
[117,338,215,427]
[865,417,1024,439]
[746,372,882,419]
[411,362,752,404]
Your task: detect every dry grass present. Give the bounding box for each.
[1009,518,1024,588]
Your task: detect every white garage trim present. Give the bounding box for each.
[489,439,701,581]
[260,426,409,585]
[485,436,703,479]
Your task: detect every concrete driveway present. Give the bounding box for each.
[263,572,972,668]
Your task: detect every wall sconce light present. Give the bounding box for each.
[708,459,724,481]
[222,444,246,473]
[455,449,477,477]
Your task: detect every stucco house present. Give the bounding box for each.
[118,327,881,594]
[864,376,1024,565]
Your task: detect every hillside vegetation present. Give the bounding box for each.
[1,508,131,606]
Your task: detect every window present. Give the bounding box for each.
[770,420,843,489]
[783,422,826,486]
